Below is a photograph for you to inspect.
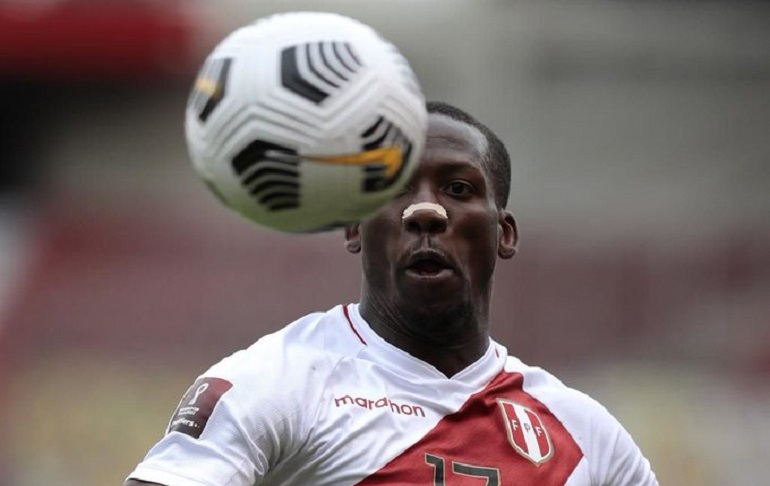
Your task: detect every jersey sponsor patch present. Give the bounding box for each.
[167,377,233,439]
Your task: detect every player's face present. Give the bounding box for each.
[347,114,518,317]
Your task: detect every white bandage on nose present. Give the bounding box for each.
[402,202,448,222]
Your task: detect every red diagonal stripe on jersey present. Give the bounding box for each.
[355,370,583,485]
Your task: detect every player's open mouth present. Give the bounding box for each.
[404,251,455,279]
[409,260,447,275]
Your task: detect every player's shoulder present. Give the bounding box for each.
[206,304,364,382]
[173,304,365,422]
[502,357,659,485]
[502,355,619,433]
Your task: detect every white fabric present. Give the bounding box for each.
[128,304,657,485]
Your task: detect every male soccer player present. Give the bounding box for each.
[125,102,658,485]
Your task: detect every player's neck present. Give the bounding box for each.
[359,297,490,378]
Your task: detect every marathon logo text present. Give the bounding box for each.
[334,394,426,417]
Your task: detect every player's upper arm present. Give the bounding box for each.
[127,321,333,485]
[604,420,658,485]
[587,402,658,486]
[126,366,273,485]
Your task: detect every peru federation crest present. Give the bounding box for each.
[497,399,553,466]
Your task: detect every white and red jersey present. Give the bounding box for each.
[128,304,657,485]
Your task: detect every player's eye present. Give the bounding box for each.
[444,181,474,198]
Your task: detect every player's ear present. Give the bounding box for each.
[345,224,361,254]
[498,209,518,259]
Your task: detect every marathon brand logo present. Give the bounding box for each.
[334,394,426,418]
[497,399,553,466]
[167,377,233,439]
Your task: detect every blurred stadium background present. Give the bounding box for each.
[1,0,769,484]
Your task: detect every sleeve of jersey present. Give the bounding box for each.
[127,333,324,486]
[587,403,659,486]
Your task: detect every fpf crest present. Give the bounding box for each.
[497,399,554,466]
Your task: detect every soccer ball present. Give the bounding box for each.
[185,11,428,232]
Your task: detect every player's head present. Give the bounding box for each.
[346,101,518,336]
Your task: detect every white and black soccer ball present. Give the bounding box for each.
[185,11,428,232]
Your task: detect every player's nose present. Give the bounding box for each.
[402,200,448,235]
